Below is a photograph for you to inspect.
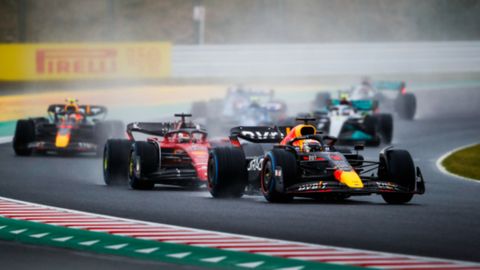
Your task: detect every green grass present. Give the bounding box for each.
[442,144,480,180]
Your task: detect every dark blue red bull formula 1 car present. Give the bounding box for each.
[207,118,425,204]
[13,98,124,156]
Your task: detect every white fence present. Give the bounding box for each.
[172,42,480,77]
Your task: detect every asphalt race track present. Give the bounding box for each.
[0,87,479,266]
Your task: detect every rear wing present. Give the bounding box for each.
[126,122,175,139]
[47,104,108,116]
[230,126,290,143]
[372,81,406,92]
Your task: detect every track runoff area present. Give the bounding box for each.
[0,196,478,270]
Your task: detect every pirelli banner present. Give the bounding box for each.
[0,42,171,81]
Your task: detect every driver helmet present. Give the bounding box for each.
[177,132,190,143]
[302,139,322,153]
[64,98,79,114]
[339,93,351,105]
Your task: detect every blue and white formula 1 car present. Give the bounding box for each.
[314,101,393,146]
[313,79,416,120]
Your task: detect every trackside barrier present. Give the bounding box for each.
[172,42,480,77]
[0,42,171,81]
[1,41,479,80]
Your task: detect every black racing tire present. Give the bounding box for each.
[380,149,416,204]
[261,148,296,203]
[395,93,416,120]
[363,115,377,136]
[13,119,35,156]
[375,113,393,144]
[313,92,330,109]
[191,101,208,119]
[128,141,158,190]
[207,147,248,198]
[103,139,131,186]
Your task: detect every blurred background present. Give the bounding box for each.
[1,0,479,43]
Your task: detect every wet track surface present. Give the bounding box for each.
[0,89,480,266]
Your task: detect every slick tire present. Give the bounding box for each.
[103,139,131,186]
[395,93,416,120]
[380,149,416,204]
[208,147,248,198]
[13,119,35,156]
[363,115,377,136]
[261,148,296,203]
[129,141,158,190]
[376,113,393,144]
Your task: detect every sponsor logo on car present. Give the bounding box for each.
[247,157,264,171]
[297,181,327,191]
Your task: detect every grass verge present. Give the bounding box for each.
[442,144,480,181]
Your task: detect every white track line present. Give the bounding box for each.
[0,136,12,144]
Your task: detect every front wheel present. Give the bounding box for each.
[207,147,247,198]
[379,149,416,204]
[261,149,296,203]
[103,139,131,186]
[128,141,158,190]
[13,119,35,156]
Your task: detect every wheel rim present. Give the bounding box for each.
[207,155,216,189]
[103,148,108,172]
[261,159,273,194]
[129,151,135,179]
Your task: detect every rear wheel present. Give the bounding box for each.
[261,149,297,203]
[103,139,131,185]
[128,141,158,190]
[208,147,247,198]
[363,115,377,136]
[380,150,416,204]
[13,119,35,156]
[396,93,416,120]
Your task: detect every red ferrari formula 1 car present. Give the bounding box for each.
[103,113,210,190]
[207,117,425,204]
